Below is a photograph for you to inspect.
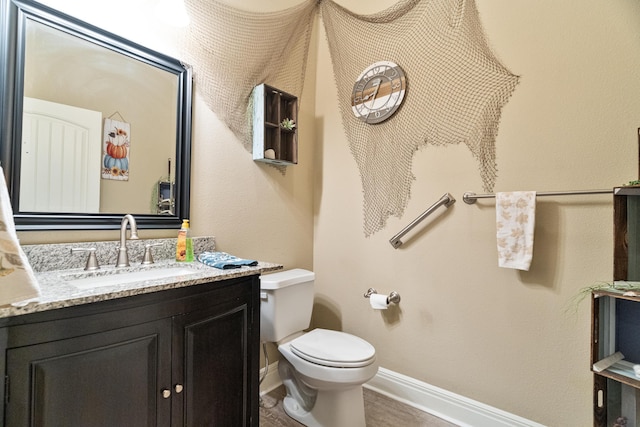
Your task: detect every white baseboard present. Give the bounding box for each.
[260,363,545,427]
[365,367,546,427]
[259,361,282,395]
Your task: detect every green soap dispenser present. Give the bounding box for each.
[176,219,194,262]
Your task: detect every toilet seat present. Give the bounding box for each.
[289,328,376,368]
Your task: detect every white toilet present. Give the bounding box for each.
[260,269,378,427]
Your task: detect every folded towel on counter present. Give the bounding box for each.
[0,167,41,305]
[496,191,536,271]
[198,252,258,269]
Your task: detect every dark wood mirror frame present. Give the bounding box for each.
[0,0,192,230]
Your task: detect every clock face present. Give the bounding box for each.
[351,61,406,124]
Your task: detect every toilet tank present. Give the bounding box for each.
[260,269,315,342]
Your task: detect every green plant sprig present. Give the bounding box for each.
[566,281,640,315]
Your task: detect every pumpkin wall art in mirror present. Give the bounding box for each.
[0,0,192,230]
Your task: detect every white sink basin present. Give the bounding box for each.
[66,267,200,290]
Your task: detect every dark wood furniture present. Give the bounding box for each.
[0,275,260,426]
[592,187,640,426]
[592,290,640,426]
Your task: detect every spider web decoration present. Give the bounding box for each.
[320,0,519,236]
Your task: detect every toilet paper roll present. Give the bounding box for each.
[369,293,389,310]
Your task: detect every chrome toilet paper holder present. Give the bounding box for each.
[364,288,401,305]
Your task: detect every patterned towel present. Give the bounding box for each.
[0,167,41,305]
[197,251,258,269]
[496,191,536,271]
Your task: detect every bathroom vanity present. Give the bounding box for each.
[0,239,281,427]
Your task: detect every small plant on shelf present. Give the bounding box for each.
[566,281,640,314]
[280,118,296,130]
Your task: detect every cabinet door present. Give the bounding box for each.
[172,299,254,427]
[5,319,172,427]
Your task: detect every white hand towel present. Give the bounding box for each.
[0,167,40,305]
[496,191,536,271]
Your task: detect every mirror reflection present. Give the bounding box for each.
[0,0,192,230]
[22,19,178,215]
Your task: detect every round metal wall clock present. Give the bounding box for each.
[351,60,406,124]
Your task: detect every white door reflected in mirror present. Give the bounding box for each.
[20,97,101,213]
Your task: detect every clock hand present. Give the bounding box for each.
[359,78,382,104]
[365,78,382,120]
[368,78,382,108]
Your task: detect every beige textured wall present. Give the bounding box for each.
[184,0,316,270]
[14,0,640,426]
[313,1,640,426]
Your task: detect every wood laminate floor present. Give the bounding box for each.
[259,386,459,427]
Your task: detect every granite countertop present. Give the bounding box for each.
[2,236,282,319]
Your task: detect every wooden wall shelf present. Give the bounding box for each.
[252,84,298,165]
[593,187,640,426]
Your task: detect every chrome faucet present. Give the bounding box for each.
[116,214,139,267]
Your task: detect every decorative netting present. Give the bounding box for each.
[180,0,519,237]
[181,0,318,147]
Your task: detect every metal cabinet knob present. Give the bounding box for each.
[162,389,171,399]
[175,384,184,394]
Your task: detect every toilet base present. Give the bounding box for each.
[279,358,367,427]
[282,385,366,427]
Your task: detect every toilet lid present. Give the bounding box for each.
[289,329,376,368]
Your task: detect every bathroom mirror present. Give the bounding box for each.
[0,0,192,230]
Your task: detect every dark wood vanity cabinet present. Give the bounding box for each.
[0,275,260,427]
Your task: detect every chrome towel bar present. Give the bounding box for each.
[463,189,613,204]
[389,193,455,249]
